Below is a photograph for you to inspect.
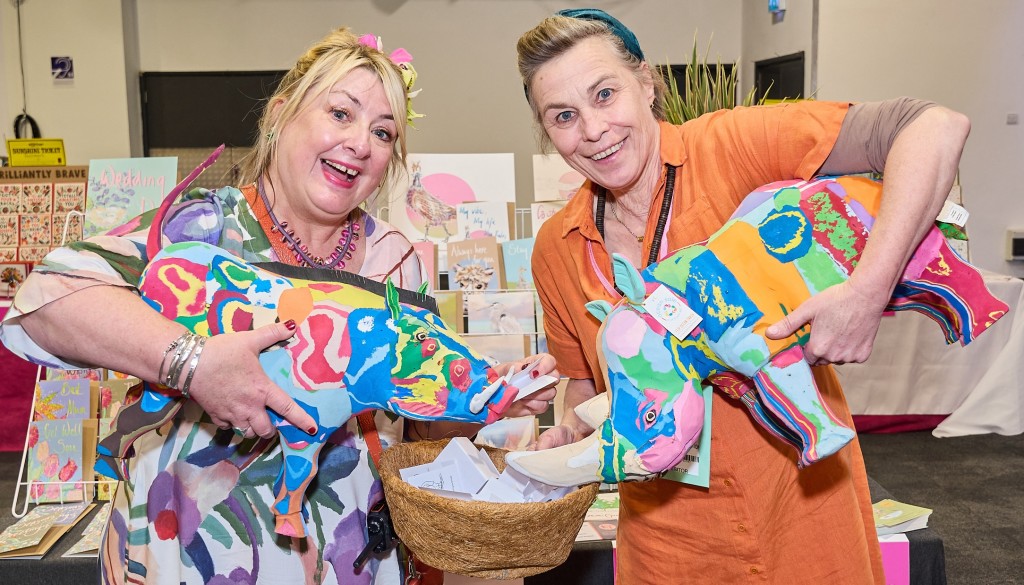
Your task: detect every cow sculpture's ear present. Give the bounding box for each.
[416,282,429,295]
[611,253,646,305]
[385,278,401,321]
[586,300,614,322]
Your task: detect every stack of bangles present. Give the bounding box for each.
[158,331,208,399]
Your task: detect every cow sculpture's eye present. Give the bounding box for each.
[644,409,657,424]
[415,330,428,342]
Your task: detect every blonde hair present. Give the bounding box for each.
[241,27,409,195]
[516,16,668,152]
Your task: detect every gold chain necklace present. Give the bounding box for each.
[610,203,645,243]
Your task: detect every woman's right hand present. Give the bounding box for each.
[186,320,318,439]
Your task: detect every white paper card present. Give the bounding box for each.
[937,200,969,227]
[642,285,701,340]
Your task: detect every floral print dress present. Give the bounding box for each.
[0,185,425,585]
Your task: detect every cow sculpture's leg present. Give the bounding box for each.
[260,351,348,538]
[750,346,855,467]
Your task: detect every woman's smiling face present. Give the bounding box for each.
[272,66,398,220]
[531,36,659,194]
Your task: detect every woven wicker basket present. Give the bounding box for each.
[378,439,599,579]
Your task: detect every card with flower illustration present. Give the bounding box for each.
[51,211,84,246]
[63,503,112,557]
[0,248,17,262]
[0,262,30,298]
[19,213,51,247]
[18,245,50,262]
[85,157,178,238]
[19,183,53,214]
[52,182,87,214]
[98,378,141,420]
[0,184,22,214]
[26,419,97,503]
[0,215,19,247]
[45,368,105,382]
[0,502,94,559]
[33,378,95,421]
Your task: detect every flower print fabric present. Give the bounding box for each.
[0,185,425,584]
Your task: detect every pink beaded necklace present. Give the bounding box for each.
[257,178,360,269]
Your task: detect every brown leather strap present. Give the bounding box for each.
[357,411,385,465]
[355,412,443,585]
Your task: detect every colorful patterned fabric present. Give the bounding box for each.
[96,240,515,538]
[0,186,428,584]
[514,176,1007,485]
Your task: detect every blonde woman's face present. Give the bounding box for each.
[272,67,397,220]
[531,36,658,195]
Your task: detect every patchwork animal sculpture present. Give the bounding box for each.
[507,176,1008,487]
[97,241,523,537]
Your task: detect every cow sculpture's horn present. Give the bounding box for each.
[504,393,611,487]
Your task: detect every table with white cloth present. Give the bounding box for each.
[836,271,1024,437]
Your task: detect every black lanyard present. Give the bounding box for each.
[595,163,677,268]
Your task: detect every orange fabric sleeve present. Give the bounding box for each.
[532,223,593,380]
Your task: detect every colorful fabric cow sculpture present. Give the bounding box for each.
[507,176,1008,487]
[97,241,521,537]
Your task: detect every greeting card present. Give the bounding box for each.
[531,201,567,238]
[501,237,535,290]
[26,419,97,503]
[33,379,94,421]
[19,183,53,214]
[52,182,87,214]
[532,154,585,202]
[465,290,536,335]
[0,214,18,246]
[447,237,503,292]
[0,184,21,214]
[411,241,437,291]
[0,262,30,298]
[389,153,516,244]
[456,201,515,242]
[85,157,178,237]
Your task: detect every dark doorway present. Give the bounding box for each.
[754,52,805,101]
[140,71,286,154]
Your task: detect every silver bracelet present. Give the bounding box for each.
[158,332,191,384]
[179,336,207,400]
[165,333,199,389]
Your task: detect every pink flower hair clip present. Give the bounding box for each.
[358,34,423,127]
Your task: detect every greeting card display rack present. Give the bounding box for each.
[11,210,117,518]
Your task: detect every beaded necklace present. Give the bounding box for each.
[256,177,360,269]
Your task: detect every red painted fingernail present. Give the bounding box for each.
[520,363,529,371]
[307,426,318,435]
[285,320,297,331]
[531,370,540,379]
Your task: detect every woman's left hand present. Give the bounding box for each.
[493,353,560,418]
[765,280,889,366]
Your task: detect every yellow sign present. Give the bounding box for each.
[5,138,67,167]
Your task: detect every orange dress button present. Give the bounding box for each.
[750,567,759,575]
[737,523,746,532]
[724,478,733,487]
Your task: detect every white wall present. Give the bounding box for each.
[817,0,1024,276]
[740,0,816,99]
[0,0,132,162]
[131,0,741,212]
[2,0,1019,275]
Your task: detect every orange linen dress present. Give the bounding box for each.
[533,102,886,584]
